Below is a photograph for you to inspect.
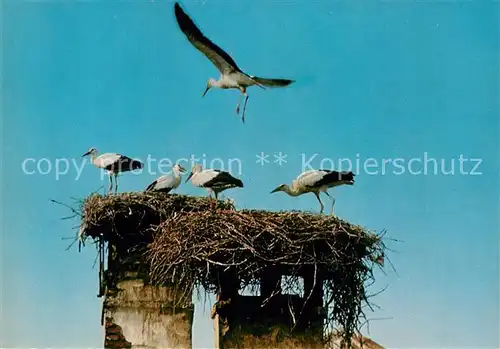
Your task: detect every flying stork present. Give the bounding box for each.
[82,147,143,194]
[145,164,187,193]
[185,163,243,204]
[270,169,355,214]
[173,2,294,123]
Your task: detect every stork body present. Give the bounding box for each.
[82,147,143,194]
[145,164,187,193]
[174,2,294,123]
[185,164,243,201]
[270,169,355,214]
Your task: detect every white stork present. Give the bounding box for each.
[270,169,355,214]
[174,2,294,123]
[145,164,187,193]
[82,147,143,194]
[185,163,243,202]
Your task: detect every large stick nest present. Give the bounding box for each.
[81,192,234,242]
[78,192,387,346]
[147,208,385,344]
[148,209,383,289]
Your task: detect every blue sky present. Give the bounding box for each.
[1,0,498,347]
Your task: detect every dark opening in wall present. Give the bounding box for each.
[281,275,304,298]
[239,283,260,296]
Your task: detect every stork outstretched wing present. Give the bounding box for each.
[174,2,241,74]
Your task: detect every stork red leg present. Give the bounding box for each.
[108,174,113,194]
[324,191,336,215]
[235,93,243,115]
[314,192,324,214]
[241,92,249,123]
[207,189,215,210]
[114,173,119,193]
[214,191,220,211]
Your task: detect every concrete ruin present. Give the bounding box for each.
[102,271,193,349]
[210,268,325,349]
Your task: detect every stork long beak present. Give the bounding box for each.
[178,165,187,173]
[81,151,90,157]
[270,186,281,194]
[185,172,194,183]
[202,85,211,97]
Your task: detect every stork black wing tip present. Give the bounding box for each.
[133,160,144,170]
[174,1,196,32]
[275,78,295,87]
[174,2,185,18]
[233,177,244,188]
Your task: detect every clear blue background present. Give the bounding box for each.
[1,0,498,347]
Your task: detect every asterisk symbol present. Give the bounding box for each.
[274,152,288,166]
[256,152,270,166]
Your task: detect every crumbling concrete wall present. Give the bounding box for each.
[212,293,325,349]
[215,322,324,349]
[103,274,193,349]
[326,333,385,349]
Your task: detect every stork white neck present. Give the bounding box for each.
[88,150,99,164]
[209,78,222,88]
[172,166,183,177]
[187,164,203,182]
[281,184,303,196]
[192,165,203,174]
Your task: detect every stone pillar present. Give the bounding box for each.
[103,273,193,349]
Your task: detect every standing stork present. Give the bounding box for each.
[173,2,294,123]
[185,163,243,204]
[82,147,143,194]
[270,169,355,214]
[145,164,187,193]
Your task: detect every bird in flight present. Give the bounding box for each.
[173,2,295,123]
